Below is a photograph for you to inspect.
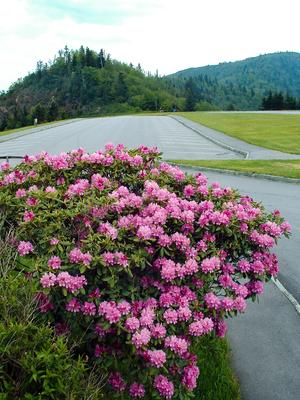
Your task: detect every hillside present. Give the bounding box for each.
[168,52,300,110]
[0,46,184,131]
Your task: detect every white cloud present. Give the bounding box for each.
[1,0,300,91]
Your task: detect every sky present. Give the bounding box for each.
[1,0,300,91]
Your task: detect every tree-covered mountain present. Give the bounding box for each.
[168,52,300,110]
[1,49,300,131]
[0,46,184,131]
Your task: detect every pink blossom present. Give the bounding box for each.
[147,350,167,368]
[183,185,195,197]
[130,382,145,398]
[154,375,174,399]
[221,297,235,311]
[66,298,81,312]
[163,309,178,324]
[16,188,27,198]
[17,241,34,256]
[56,272,87,293]
[234,296,247,312]
[182,365,200,390]
[132,328,151,348]
[118,301,131,315]
[50,237,59,245]
[125,317,140,332]
[238,260,251,273]
[47,256,62,269]
[216,320,227,337]
[160,259,176,281]
[140,307,155,327]
[177,306,192,322]
[81,301,97,316]
[151,323,167,339]
[44,186,56,193]
[23,210,35,222]
[40,272,57,288]
[280,221,291,233]
[98,301,122,323]
[204,292,221,309]
[108,372,126,392]
[201,256,221,274]
[98,222,118,240]
[26,197,38,206]
[164,335,188,356]
[137,225,152,240]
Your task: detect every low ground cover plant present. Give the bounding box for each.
[0,145,290,399]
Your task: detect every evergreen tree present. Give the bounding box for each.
[184,78,198,111]
[47,97,59,121]
[98,49,106,68]
[116,72,129,102]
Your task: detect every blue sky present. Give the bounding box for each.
[1,0,300,91]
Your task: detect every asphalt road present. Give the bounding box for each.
[1,115,299,399]
[182,167,300,400]
[0,116,242,160]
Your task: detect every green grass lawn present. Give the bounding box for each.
[179,112,300,154]
[194,336,240,400]
[171,159,300,179]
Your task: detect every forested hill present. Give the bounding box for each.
[0,46,184,131]
[168,52,300,110]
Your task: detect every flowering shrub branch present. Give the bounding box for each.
[0,144,290,399]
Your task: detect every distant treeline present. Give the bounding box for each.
[1,47,300,132]
[261,91,300,110]
[0,46,185,131]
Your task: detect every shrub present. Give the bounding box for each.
[0,232,105,400]
[0,145,290,399]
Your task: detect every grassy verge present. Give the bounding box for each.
[194,336,240,400]
[171,159,300,179]
[0,119,73,137]
[179,112,300,154]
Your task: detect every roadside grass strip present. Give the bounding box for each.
[179,112,300,155]
[170,159,300,180]
[194,336,241,400]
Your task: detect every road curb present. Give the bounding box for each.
[169,162,300,184]
[0,119,82,144]
[170,115,249,159]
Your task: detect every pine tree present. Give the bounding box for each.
[47,97,59,121]
[184,78,198,111]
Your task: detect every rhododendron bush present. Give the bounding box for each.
[0,145,290,399]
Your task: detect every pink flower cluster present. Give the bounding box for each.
[69,248,92,265]
[40,271,87,293]
[1,145,290,399]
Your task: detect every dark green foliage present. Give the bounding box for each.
[168,52,300,110]
[0,232,105,400]
[0,46,184,131]
[261,91,299,110]
[184,78,198,111]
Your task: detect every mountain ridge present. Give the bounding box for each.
[167,51,300,110]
